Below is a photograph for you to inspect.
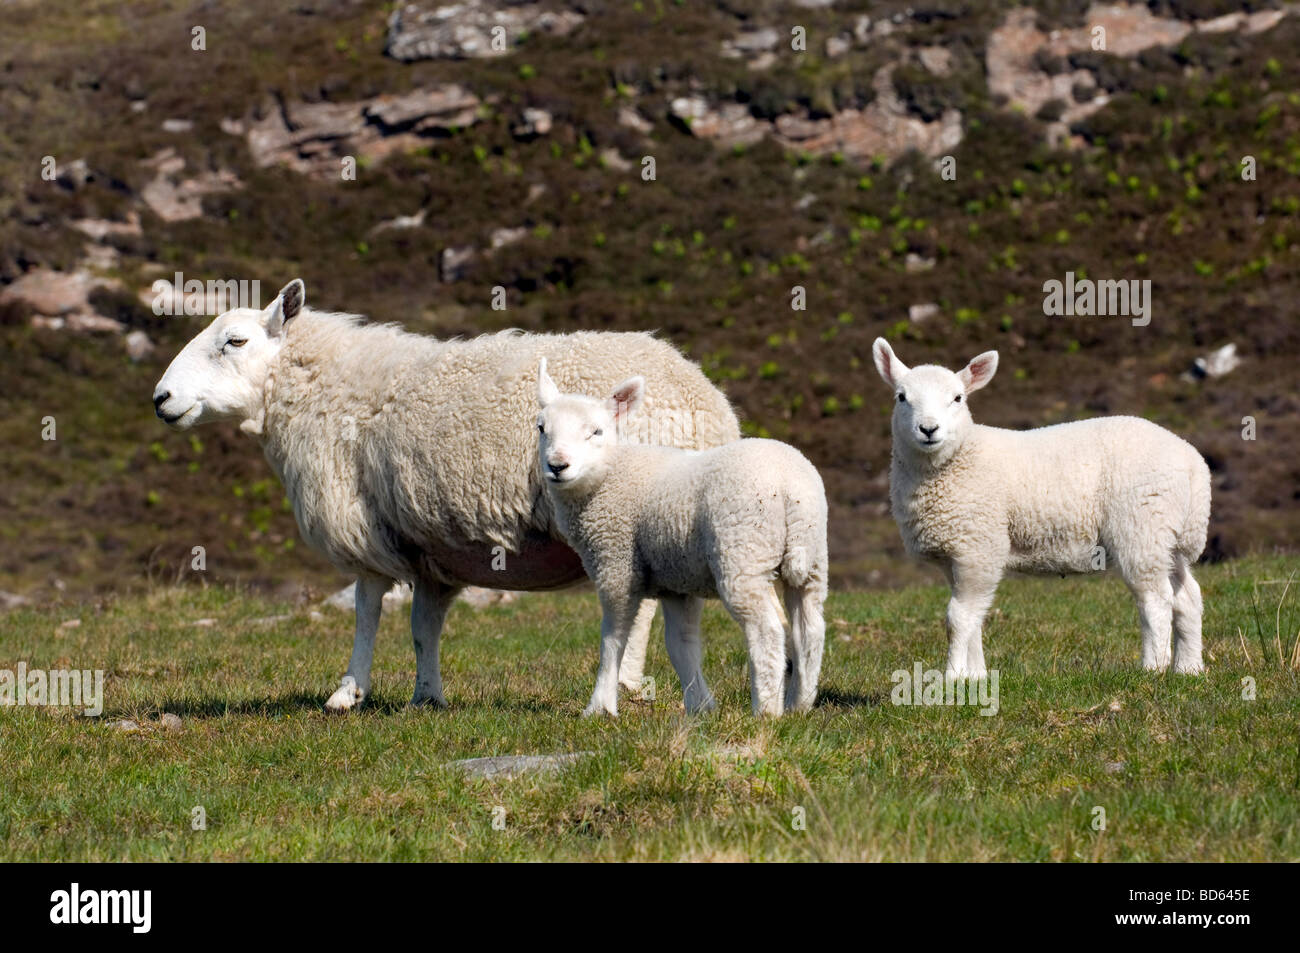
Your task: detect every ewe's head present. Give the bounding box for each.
[871,338,998,463]
[153,280,304,431]
[535,358,644,493]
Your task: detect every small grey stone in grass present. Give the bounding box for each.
[1104,760,1126,775]
[113,719,141,733]
[159,713,183,732]
[448,752,592,780]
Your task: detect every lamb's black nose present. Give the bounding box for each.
[919,423,938,437]
[548,462,569,477]
[153,390,170,411]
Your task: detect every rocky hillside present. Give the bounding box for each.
[1,0,1297,603]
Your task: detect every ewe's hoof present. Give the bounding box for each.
[408,694,448,710]
[944,668,988,681]
[325,677,364,713]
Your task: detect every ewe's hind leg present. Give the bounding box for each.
[617,598,657,694]
[945,561,1000,680]
[410,579,461,708]
[660,595,715,714]
[722,579,787,717]
[1170,558,1205,674]
[583,595,641,718]
[325,575,390,712]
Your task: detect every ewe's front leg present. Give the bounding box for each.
[617,598,657,693]
[410,579,461,708]
[945,561,1000,681]
[583,596,641,718]
[325,575,391,712]
[660,595,715,714]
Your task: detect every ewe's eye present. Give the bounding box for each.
[537,423,545,434]
[953,394,963,403]
[896,392,907,403]
[225,336,247,350]
[590,428,603,439]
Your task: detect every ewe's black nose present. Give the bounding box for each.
[548,461,569,476]
[153,390,170,410]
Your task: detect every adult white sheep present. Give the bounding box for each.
[871,338,1211,677]
[535,359,828,717]
[152,279,739,710]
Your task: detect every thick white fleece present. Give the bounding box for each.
[261,312,740,589]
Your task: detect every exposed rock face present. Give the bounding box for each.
[987,4,1293,145]
[385,1,584,61]
[241,86,482,177]
[0,268,127,333]
[672,63,962,164]
[139,148,241,223]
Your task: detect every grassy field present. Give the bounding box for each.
[1,554,1297,861]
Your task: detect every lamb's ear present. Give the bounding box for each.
[872,337,908,389]
[537,358,559,408]
[607,376,644,422]
[264,279,305,338]
[958,350,999,394]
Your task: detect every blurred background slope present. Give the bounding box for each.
[0,0,1296,603]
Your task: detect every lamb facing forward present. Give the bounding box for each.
[871,338,1211,677]
[535,360,829,717]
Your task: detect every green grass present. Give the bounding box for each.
[2,554,1298,861]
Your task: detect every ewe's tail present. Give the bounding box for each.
[780,477,828,713]
[1178,451,1212,562]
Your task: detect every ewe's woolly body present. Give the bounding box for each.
[260,310,740,589]
[892,416,1210,579]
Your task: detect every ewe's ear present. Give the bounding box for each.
[872,337,908,389]
[263,279,305,338]
[537,358,559,408]
[959,350,999,394]
[607,376,644,422]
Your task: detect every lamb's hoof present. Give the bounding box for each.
[1173,661,1205,675]
[581,701,617,718]
[944,668,987,682]
[325,677,364,713]
[408,694,448,710]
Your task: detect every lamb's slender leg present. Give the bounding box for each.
[410,578,461,708]
[660,594,715,714]
[325,575,390,712]
[583,595,641,718]
[1170,558,1205,675]
[1132,576,1175,672]
[945,561,1000,680]
[617,598,657,693]
[725,582,787,717]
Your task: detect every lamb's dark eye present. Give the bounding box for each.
[896,392,906,403]
[953,394,963,403]
[591,428,603,438]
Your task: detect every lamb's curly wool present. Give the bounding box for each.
[154,281,738,711]
[536,362,828,717]
[872,338,1211,677]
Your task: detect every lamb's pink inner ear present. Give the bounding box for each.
[609,377,644,420]
[962,352,999,393]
